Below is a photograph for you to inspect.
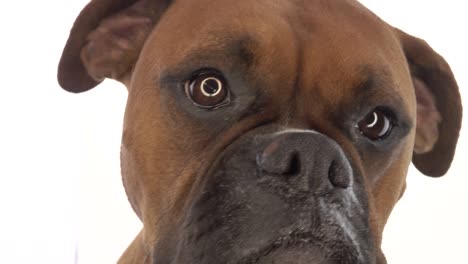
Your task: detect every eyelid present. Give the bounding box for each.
[186,68,224,82]
[159,66,225,89]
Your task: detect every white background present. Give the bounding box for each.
[0,0,466,263]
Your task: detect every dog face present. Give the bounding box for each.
[58,0,462,263]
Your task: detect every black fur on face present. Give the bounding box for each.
[153,129,376,264]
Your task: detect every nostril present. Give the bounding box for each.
[287,152,301,176]
[328,160,350,189]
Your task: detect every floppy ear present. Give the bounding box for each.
[57,0,170,93]
[395,29,462,177]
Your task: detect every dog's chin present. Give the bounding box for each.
[234,231,361,264]
[246,246,331,264]
[158,191,372,264]
[165,207,371,264]
[169,229,362,264]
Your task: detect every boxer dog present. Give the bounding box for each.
[58,0,462,263]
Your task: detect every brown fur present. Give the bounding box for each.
[58,0,462,263]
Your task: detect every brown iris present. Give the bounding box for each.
[358,109,393,140]
[185,72,229,108]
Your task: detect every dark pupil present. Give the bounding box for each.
[365,113,377,126]
[202,79,220,95]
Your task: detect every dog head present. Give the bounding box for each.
[58,0,462,263]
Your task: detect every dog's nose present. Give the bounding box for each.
[256,130,351,193]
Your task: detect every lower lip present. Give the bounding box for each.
[252,246,328,264]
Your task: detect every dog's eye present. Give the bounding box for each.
[357,109,393,140]
[185,72,229,108]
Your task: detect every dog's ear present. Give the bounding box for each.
[58,0,170,93]
[395,29,462,177]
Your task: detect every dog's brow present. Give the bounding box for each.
[159,36,257,84]
[352,67,401,102]
[224,36,256,67]
[353,67,389,96]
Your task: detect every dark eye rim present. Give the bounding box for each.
[184,68,231,109]
[356,107,397,141]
